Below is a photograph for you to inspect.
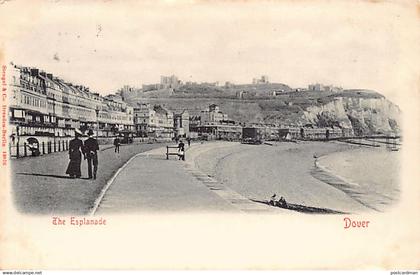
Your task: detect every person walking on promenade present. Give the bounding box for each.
[113,135,121,153]
[186,136,191,147]
[178,140,185,161]
[66,129,84,178]
[84,129,99,179]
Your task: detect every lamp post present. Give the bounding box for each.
[95,107,100,138]
[16,125,20,158]
[52,93,56,145]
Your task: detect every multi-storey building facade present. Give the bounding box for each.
[191,121,242,141]
[8,64,134,139]
[174,110,189,138]
[190,104,241,140]
[134,103,174,139]
[200,104,228,124]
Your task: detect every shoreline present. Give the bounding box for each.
[315,151,361,187]
[315,146,400,212]
[188,141,398,213]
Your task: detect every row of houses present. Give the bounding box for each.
[134,103,189,139]
[8,64,193,142]
[8,64,135,140]
[190,104,355,141]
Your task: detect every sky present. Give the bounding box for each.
[1,0,419,105]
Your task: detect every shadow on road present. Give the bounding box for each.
[16,172,91,180]
[250,199,349,214]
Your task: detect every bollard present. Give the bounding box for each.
[42,142,45,155]
[16,142,20,158]
[24,142,27,157]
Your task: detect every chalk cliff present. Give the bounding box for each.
[302,97,401,135]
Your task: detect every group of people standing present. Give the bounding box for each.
[65,129,99,179]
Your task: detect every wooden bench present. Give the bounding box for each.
[166,145,185,160]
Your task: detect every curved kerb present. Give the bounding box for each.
[88,151,148,216]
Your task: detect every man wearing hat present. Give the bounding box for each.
[83,129,99,179]
[113,134,121,153]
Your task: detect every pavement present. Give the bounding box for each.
[12,140,273,215]
[11,142,167,215]
[94,144,275,214]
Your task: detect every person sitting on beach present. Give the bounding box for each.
[269,193,277,206]
[277,196,287,208]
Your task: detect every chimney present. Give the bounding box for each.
[40,71,46,77]
[47,73,53,80]
[30,68,39,76]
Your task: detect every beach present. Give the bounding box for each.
[187,141,400,213]
[316,146,400,212]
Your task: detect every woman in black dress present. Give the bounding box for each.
[66,129,84,178]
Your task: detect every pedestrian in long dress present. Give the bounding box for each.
[84,129,99,179]
[66,129,84,178]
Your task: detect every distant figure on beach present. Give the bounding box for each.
[269,193,277,206]
[186,136,191,147]
[114,135,121,153]
[66,129,84,178]
[84,129,99,179]
[278,196,287,208]
[178,140,185,161]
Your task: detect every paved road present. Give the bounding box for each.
[95,147,241,214]
[11,142,166,215]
